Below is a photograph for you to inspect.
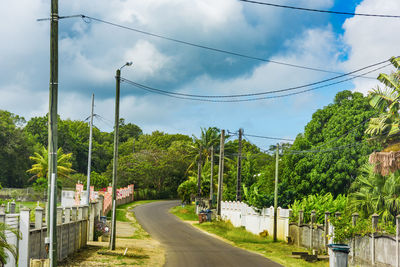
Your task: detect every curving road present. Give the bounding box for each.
[134,200,282,267]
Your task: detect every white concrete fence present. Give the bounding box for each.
[0,200,103,267]
[220,201,291,240]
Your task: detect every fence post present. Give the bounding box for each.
[57,207,63,225]
[396,215,400,267]
[0,209,4,224]
[35,206,44,229]
[352,213,359,264]
[324,211,330,252]
[78,206,83,221]
[310,210,316,250]
[371,213,379,265]
[0,204,5,214]
[10,200,16,213]
[298,210,304,247]
[64,208,71,223]
[335,211,341,219]
[89,203,96,241]
[71,207,77,221]
[19,208,30,267]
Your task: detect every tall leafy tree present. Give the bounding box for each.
[0,110,34,187]
[280,91,381,205]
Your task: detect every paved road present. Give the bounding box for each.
[134,200,283,267]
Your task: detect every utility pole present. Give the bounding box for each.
[273,143,279,242]
[210,145,214,204]
[236,128,243,202]
[197,146,202,198]
[86,93,94,205]
[110,68,121,251]
[47,0,58,265]
[110,62,132,251]
[217,130,225,216]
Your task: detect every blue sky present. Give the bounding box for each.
[0,0,399,149]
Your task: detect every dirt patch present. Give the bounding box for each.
[59,203,165,267]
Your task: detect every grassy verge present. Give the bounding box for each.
[170,204,197,221]
[116,200,161,239]
[170,205,328,267]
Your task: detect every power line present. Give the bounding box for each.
[238,0,400,18]
[50,14,378,79]
[127,59,389,99]
[244,133,294,141]
[121,62,390,102]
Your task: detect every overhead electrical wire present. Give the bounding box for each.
[238,0,400,18]
[44,14,381,79]
[244,133,294,142]
[127,59,389,99]
[121,62,390,102]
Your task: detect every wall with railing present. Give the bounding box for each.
[220,201,291,241]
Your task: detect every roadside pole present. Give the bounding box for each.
[217,130,225,216]
[86,93,94,205]
[273,143,279,242]
[210,145,214,205]
[197,146,202,198]
[110,69,121,251]
[47,0,59,265]
[236,128,243,201]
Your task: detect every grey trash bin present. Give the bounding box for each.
[328,244,350,267]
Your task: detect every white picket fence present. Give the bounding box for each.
[221,201,291,240]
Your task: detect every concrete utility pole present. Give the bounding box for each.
[197,147,202,198]
[217,130,225,216]
[110,62,132,251]
[47,0,58,265]
[210,146,214,204]
[273,143,279,242]
[236,128,243,202]
[86,93,95,205]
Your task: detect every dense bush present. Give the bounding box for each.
[289,193,347,224]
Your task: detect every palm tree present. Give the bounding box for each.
[27,147,75,182]
[349,163,400,222]
[0,222,20,266]
[366,56,400,142]
[188,127,221,171]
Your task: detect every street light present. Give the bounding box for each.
[109,61,132,250]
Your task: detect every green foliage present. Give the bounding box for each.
[170,205,198,221]
[0,222,21,265]
[289,193,347,224]
[281,90,381,203]
[0,110,34,187]
[349,163,400,222]
[177,180,197,204]
[365,56,400,142]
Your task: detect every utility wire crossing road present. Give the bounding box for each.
[134,200,283,267]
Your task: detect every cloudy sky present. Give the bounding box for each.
[1,0,399,148]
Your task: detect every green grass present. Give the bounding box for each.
[170,205,328,267]
[170,205,198,221]
[113,200,161,239]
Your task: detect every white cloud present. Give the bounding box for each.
[341,0,400,94]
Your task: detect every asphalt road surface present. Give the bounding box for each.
[134,200,283,267]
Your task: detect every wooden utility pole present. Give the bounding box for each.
[273,143,279,242]
[217,130,225,216]
[110,69,121,251]
[109,62,132,251]
[47,0,58,265]
[86,94,95,205]
[236,128,243,202]
[210,146,214,204]
[197,147,202,198]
